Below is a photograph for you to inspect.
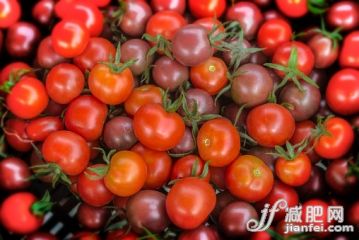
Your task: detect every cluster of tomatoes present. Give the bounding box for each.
[0,0,359,239]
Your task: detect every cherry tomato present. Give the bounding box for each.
[36,36,69,69]
[326,159,357,195]
[51,19,90,58]
[170,154,210,181]
[275,0,307,18]
[106,230,138,240]
[64,95,108,141]
[26,116,63,142]
[308,33,339,69]
[190,57,228,95]
[197,118,240,167]
[4,118,31,152]
[188,0,226,19]
[42,130,90,176]
[327,1,359,31]
[0,0,21,28]
[0,62,31,85]
[6,76,49,119]
[0,192,43,234]
[45,63,85,104]
[247,103,295,147]
[104,151,147,197]
[166,177,216,229]
[339,31,359,69]
[301,199,331,236]
[151,0,185,14]
[133,103,185,151]
[226,155,274,202]
[88,63,134,105]
[314,117,354,159]
[0,157,30,190]
[32,0,54,25]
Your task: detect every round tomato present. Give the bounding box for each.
[339,31,359,69]
[26,116,63,142]
[188,0,226,19]
[0,0,21,28]
[275,0,307,18]
[170,154,210,181]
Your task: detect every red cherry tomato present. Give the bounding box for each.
[275,0,307,18]
[0,0,21,28]
[339,31,359,69]
[170,154,210,182]
[188,0,226,19]
[26,116,63,142]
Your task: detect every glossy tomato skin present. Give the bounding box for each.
[26,116,63,142]
[326,68,359,115]
[226,155,274,202]
[314,117,354,159]
[189,0,226,19]
[88,63,134,105]
[326,159,357,195]
[103,116,137,150]
[151,0,185,14]
[77,203,110,230]
[36,37,68,69]
[308,34,339,69]
[42,130,90,175]
[104,151,147,197]
[51,19,90,58]
[275,0,307,18]
[0,192,42,234]
[45,63,85,104]
[197,118,240,167]
[166,177,216,229]
[327,1,359,31]
[0,0,21,28]
[247,103,295,147]
[339,32,359,69]
[64,95,108,141]
[4,118,32,152]
[0,157,31,190]
[257,18,292,56]
[133,103,185,151]
[7,76,49,119]
[77,164,114,207]
[32,0,55,25]
[170,154,210,182]
[132,143,172,189]
[0,62,32,85]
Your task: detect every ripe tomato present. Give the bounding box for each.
[6,76,49,119]
[132,143,172,189]
[32,0,54,25]
[106,230,138,240]
[124,84,163,116]
[104,151,147,197]
[51,19,90,58]
[0,61,32,85]
[0,0,21,28]
[301,199,331,237]
[77,164,114,207]
[166,177,216,229]
[188,0,226,19]
[0,157,30,190]
[26,116,63,142]
[151,0,185,14]
[308,33,339,69]
[4,118,31,152]
[170,154,210,182]
[145,10,186,41]
[326,69,359,115]
[272,41,315,77]
[275,0,307,18]
[339,31,359,69]
[133,103,185,151]
[327,1,359,31]
[190,57,228,95]
[257,18,292,56]
[226,155,274,202]
[247,103,295,147]
[64,95,108,141]
[275,153,312,186]
[45,63,85,104]
[88,63,134,105]
[42,130,90,176]
[197,118,240,167]
[0,192,43,234]
[314,117,354,159]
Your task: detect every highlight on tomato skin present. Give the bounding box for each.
[0,0,358,239]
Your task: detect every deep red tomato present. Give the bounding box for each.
[51,19,90,58]
[190,57,228,95]
[131,143,172,189]
[104,151,147,197]
[45,63,85,104]
[145,10,186,41]
[77,164,114,207]
[124,84,163,116]
[272,41,315,77]
[0,0,21,28]
[0,157,31,190]
[188,0,226,19]
[275,153,312,186]
[251,231,272,240]
[72,232,100,240]
[308,33,339,69]
[42,130,90,175]
[197,118,240,167]
[226,155,274,202]
[327,1,359,31]
[314,117,354,159]
[106,230,138,240]
[151,0,185,14]
[64,95,108,141]
[26,116,63,142]
[326,68,359,115]
[0,61,32,85]
[88,63,134,105]
[36,36,69,69]
[6,76,49,119]
[339,31,359,69]
[4,118,31,152]
[91,0,110,7]
[275,0,307,18]
[247,103,295,147]
[170,154,210,182]
[133,103,185,151]
[257,18,292,56]
[0,192,43,234]
[166,177,216,229]
[32,0,54,25]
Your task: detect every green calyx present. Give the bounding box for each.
[31,191,53,217]
[143,33,173,59]
[269,139,309,161]
[0,69,32,93]
[103,42,137,74]
[308,0,328,15]
[30,163,72,188]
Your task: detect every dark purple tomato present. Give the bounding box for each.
[36,37,68,69]
[325,159,357,195]
[222,103,248,127]
[222,38,251,67]
[307,34,339,69]
[0,157,31,190]
[297,166,327,200]
[103,116,137,150]
[77,203,110,230]
[171,127,195,154]
[310,69,328,92]
[211,191,236,220]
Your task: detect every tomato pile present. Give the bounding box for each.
[0,0,359,239]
